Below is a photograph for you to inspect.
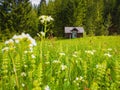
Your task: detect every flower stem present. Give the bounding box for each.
[11,55,19,89]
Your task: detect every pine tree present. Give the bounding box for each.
[52,0,69,36]
[0,0,35,39]
[94,0,105,35]
[11,0,32,33]
[0,0,15,39]
[37,0,47,15]
[28,8,39,36]
[85,0,96,35]
[74,0,87,27]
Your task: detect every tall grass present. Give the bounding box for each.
[0,36,120,90]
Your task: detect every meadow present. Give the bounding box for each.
[0,35,120,90]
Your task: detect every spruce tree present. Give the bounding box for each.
[0,0,35,39]
[74,0,87,27]
[11,0,32,33]
[0,0,15,39]
[94,0,105,35]
[37,0,47,15]
[85,0,96,35]
[51,0,68,36]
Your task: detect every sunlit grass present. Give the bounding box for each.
[0,36,120,90]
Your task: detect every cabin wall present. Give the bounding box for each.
[65,33,83,38]
[65,33,71,38]
[77,33,83,37]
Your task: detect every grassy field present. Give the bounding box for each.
[0,36,120,90]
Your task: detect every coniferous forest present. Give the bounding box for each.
[0,0,120,40]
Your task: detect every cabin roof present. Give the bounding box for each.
[65,27,84,33]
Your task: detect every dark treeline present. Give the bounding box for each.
[0,0,120,39]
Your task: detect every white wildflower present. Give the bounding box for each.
[2,47,9,52]
[104,53,112,57]
[41,20,45,23]
[15,39,19,43]
[39,15,46,20]
[74,51,78,54]
[61,64,67,71]
[12,35,18,39]
[85,50,94,55]
[5,39,14,45]
[92,50,96,52]
[28,37,37,46]
[108,48,112,51]
[59,52,65,56]
[26,34,31,38]
[21,33,27,38]
[22,83,25,87]
[12,33,36,47]
[24,51,28,54]
[21,72,26,77]
[76,77,79,81]
[29,47,33,52]
[29,44,34,48]
[47,16,54,22]
[96,64,105,68]
[40,31,45,36]
[52,60,61,64]
[79,76,83,80]
[24,65,27,68]
[13,35,22,40]
[39,15,54,23]
[73,54,77,57]
[45,62,50,64]
[64,78,67,81]
[44,85,50,90]
[31,54,36,59]
[96,64,99,68]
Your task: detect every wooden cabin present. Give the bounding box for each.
[65,27,84,38]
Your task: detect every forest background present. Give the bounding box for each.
[0,0,120,40]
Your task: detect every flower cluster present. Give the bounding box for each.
[12,33,36,46]
[39,15,54,24]
[61,64,67,71]
[59,52,65,56]
[2,33,37,52]
[44,85,50,90]
[96,64,105,68]
[37,31,45,38]
[104,53,112,57]
[85,50,96,55]
[107,48,112,51]
[52,60,61,64]
[73,76,85,86]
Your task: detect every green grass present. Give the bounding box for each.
[0,36,120,90]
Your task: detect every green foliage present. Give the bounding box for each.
[0,0,38,39]
[37,0,47,15]
[74,0,87,27]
